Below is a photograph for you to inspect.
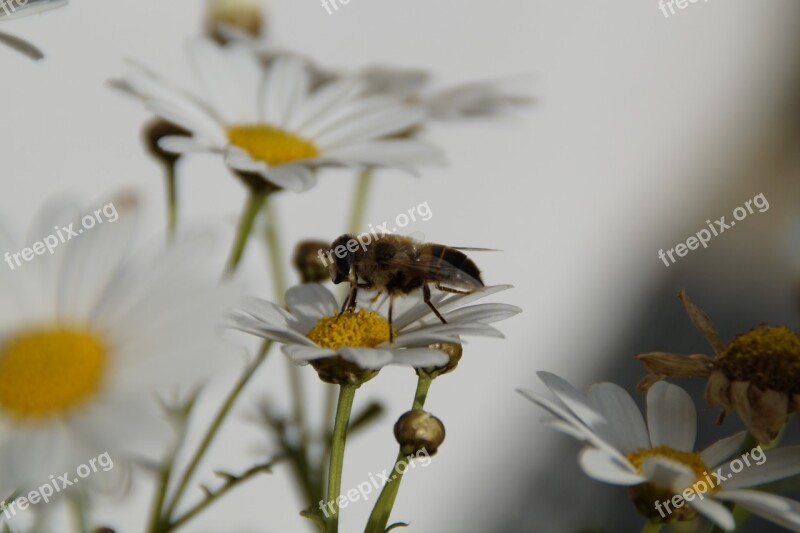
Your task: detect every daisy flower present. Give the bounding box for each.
[0,195,237,505]
[229,284,519,384]
[636,289,800,443]
[0,0,67,60]
[520,373,800,531]
[115,38,442,193]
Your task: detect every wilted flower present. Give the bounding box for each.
[636,289,800,443]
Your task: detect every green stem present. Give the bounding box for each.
[325,384,358,533]
[641,522,662,533]
[348,168,374,234]
[164,160,178,240]
[224,189,269,276]
[147,456,173,532]
[318,168,374,498]
[69,492,89,533]
[160,341,273,527]
[364,374,432,533]
[168,460,279,531]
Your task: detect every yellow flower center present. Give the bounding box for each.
[227,124,319,166]
[718,325,800,393]
[626,446,713,523]
[307,310,394,349]
[0,327,107,419]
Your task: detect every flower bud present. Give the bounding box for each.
[419,340,462,378]
[293,240,332,283]
[394,409,445,456]
[142,119,190,166]
[206,0,264,44]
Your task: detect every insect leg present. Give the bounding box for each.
[388,295,395,344]
[434,283,472,295]
[423,284,448,324]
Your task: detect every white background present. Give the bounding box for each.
[2,0,800,531]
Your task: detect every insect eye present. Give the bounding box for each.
[329,234,354,284]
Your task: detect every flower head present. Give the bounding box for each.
[520,373,800,530]
[636,289,800,443]
[115,39,442,192]
[229,284,519,384]
[0,195,237,504]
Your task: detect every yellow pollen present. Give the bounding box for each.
[627,446,711,490]
[307,310,395,350]
[227,124,319,166]
[0,327,107,419]
[719,325,800,394]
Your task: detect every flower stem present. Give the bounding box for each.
[641,522,662,533]
[325,383,358,533]
[164,160,178,240]
[319,167,375,498]
[364,374,432,533]
[159,340,272,530]
[68,491,89,533]
[224,189,269,276]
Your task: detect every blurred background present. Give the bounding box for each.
[3,0,800,531]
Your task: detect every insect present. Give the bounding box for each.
[326,233,487,341]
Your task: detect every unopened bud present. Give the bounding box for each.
[206,0,264,43]
[394,409,445,455]
[420,340,462,378]
[142,118,190,165]
[293,240,332,283]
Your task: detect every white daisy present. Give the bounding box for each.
[229,284,519,383]
[0,0,67,60]
[114,38,442,193]
[0,195,238,507]
[520,373,800,531]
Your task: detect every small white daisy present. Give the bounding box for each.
[229,284,519,383]
[115,38,442,193]
[0,195,238,507]
[0,0,67,60]
[520,373,800,531]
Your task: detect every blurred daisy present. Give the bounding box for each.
[115,39,442,193]
[636,289,800,443]
[0,0,67,60]
[229,284,519,384]
[0,195,237,505]
[521,373,800,531]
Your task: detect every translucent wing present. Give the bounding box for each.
[0,0,67,21]
[383,247,484,292]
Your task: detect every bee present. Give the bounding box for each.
[326,233,486,340]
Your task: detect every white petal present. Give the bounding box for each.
[578,447,643,485]
[385,348,448,368]
[588,383,650,453]
[289,77,366,133]
[323,140,443,169]
[723,445,800,489]
[689,497,736,531]
[282,344,336,363]
[716,490,800,531]
[640,455,695,491]
[339,347,393,369]
[646,381,696,451]
[314,102,426,149]
[537,371,618,447]
[700,431,748,468]
[286,284,338,325]
[260,57,310,128]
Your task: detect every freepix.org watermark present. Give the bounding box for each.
[3,202,119,271]
[320,0,353,15]
[0,0,30,17]
[317,201,433,268]
[654,445,766,519]
[658,193,769,268]
[317,448,432,518]
[1,452,114,519]
[657,0,711,19]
